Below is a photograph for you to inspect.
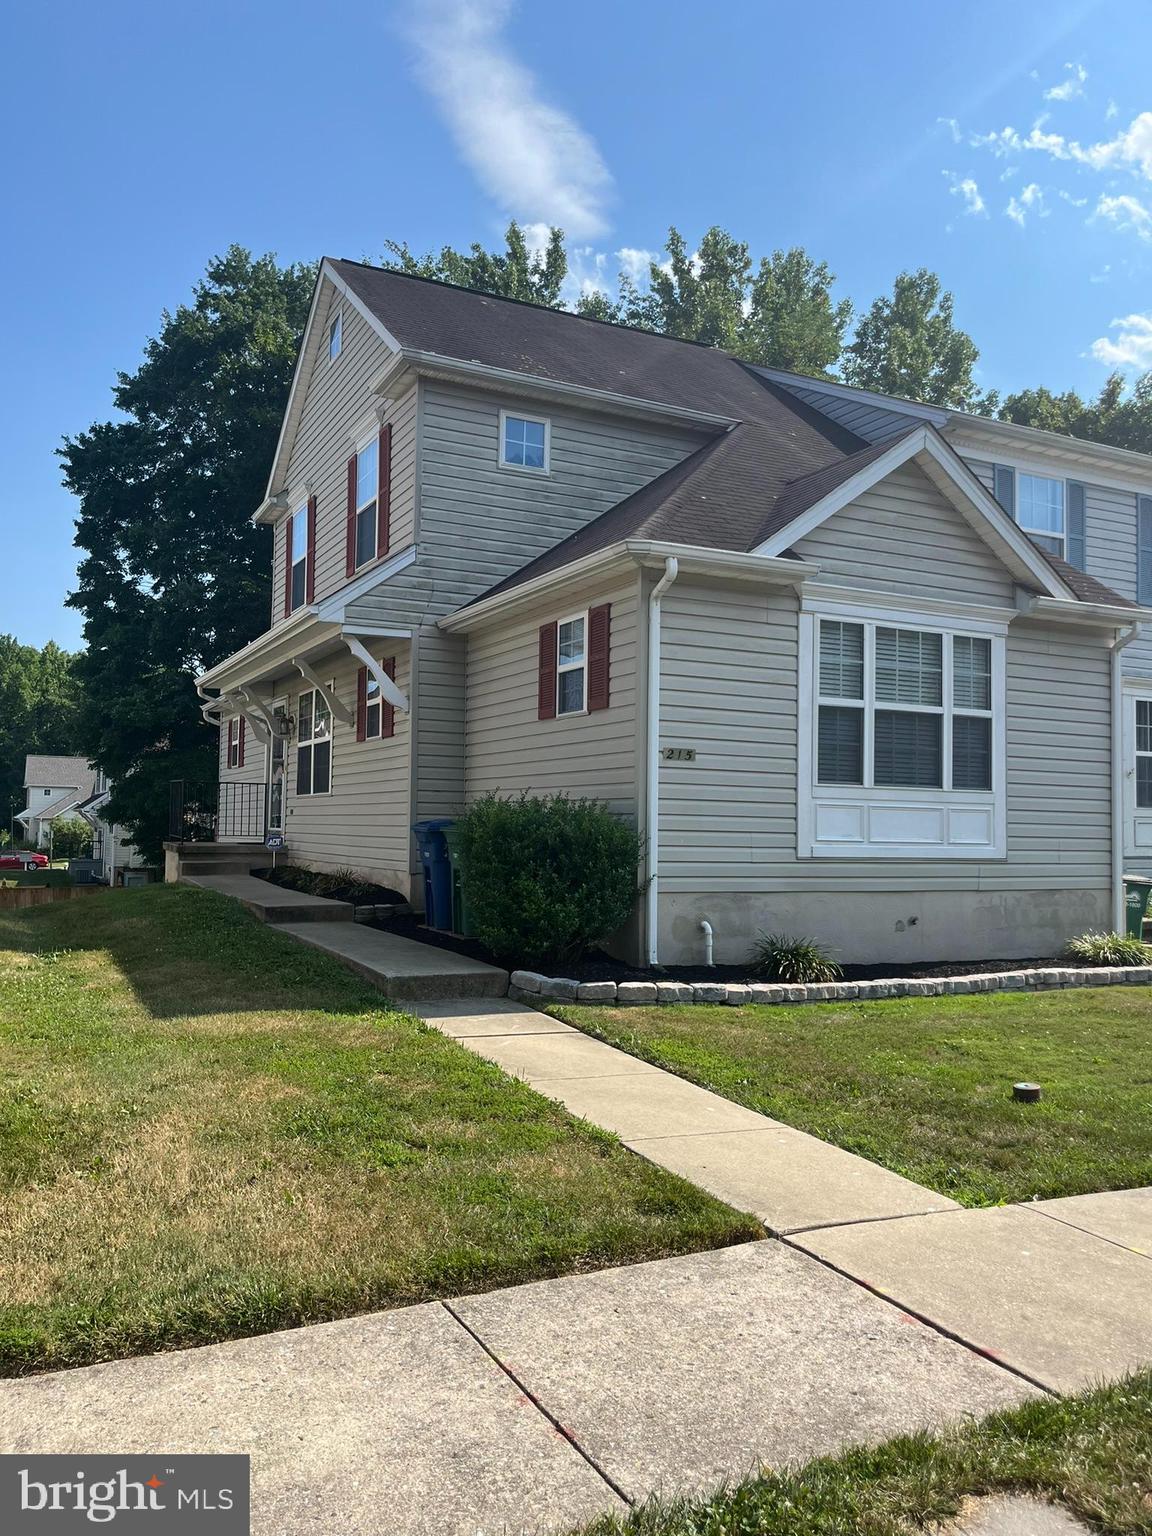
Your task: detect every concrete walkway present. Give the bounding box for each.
[0,1245,1030,1536]
[417,999,958,1233]
[417,999,1152,1392]
[183,871,355,924]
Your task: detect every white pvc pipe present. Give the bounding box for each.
[645,556,679,966]
[1111,624,1140,932]
[700,919,714,968]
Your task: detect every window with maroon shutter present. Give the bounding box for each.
[287,504,308,613]
[377,424,392,557]
[359,657,396,740]
[345,455,357,577]
[283,514,294,617]
[587,604,611,712]
[305,494,317,602]
[239,717,246,767]
[538,622,558,720]
[227,717,241,769]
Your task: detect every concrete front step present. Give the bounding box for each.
[278,922,509,1001]
[182,874,354,924]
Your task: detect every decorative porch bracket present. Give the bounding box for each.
[290,659,355,727]
[236,686,275,745]
[341,634,410,713]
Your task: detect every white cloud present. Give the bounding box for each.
[937,116,962,143]
[615,247,656,284]
[970,110,1152,182]
[1089,263,1112,283]
[1106,99,1119,120]
[1006,183,1046,225]
[1043,62,1087,102]
[399,0,612,239]
[1058,189,1088,206]
[1089,312,1152,367]
[944,171,986,216]
[1093,192,1152,240]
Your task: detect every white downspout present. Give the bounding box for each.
[645,557,679,966]
[1111,624,1140,932]
[699,918,714,968]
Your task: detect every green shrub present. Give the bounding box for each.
[51,818,93,860]
[454,792,643,969]
[750,932,843,984]
[1063,931,1151,967]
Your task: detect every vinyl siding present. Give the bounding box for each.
[658,578,1110,897]
[270,289,416,622]
[793,463,1016,606]
[464,572,643,818]
[773,381,926,443]
[217,715,269,843]
[267,646,413,892]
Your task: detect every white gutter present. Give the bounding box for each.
[1112,624,1142,932]
[645,556,679,967]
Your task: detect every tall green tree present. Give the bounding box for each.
[578,227,852,376]
[384,222,568,306]
[843,268,984,409]
[997,372,1152,455]
[0,637,83,840]
[61,247,315,860]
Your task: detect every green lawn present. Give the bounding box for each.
[570,1373,1152,1536]
[0,886,757,1375]
[551,990,1152,1206]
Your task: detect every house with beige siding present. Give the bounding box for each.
[190,259,1152,965]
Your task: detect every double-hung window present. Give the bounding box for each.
[295,689,332,796]
[227,717,243,770]
[1137,701,1152,809]
[1016,474,1065,556]
[499,411,549,471]
[354,438,379,569]
[289,504,308,611]
[805,609,1002,858]
[557,615,586,714]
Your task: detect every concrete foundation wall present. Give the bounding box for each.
[658,886,1111,968]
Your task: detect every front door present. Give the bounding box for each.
[267,698,288,834]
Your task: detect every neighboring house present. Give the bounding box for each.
[17,755,96,850]
[75,769,146,883]
[194,260,1152,965]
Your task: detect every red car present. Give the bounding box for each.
[0,851,49,870]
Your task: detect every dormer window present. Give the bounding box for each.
[499,411,549,472]
[328,310,342,360]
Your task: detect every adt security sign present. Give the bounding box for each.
[264,832,285,852]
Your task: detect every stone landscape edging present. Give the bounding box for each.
[507,964,1152,1007]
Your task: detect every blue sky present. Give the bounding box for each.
[3,0,1151,649]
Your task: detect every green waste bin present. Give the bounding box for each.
[440,823,476,938]
[1123,876,1152,939]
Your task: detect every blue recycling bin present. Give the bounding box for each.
[412,819,455,930]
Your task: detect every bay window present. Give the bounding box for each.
[802,606,1004,858]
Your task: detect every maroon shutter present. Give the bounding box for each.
[587,603,611,712]
[538,623,558,720]
[382,657,396,738]
[377,424,392,557]
[283,515,294,617]
[355,667,367,741]
[306,494,317,602]
[345,455,357,577]
[238,717,246,768]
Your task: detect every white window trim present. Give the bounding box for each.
[328,308,342,361]
[498,408,551,474]
[267,696,288,832]
[1123,688,1152,856]
[353,430,379,570]
[1015,471,1066,558]
[363,659,386,740]
[227,717,241,770]
[797,600,1007,860]
[556,610,588,716]
[295,687,333,797]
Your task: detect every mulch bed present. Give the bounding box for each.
[370,912,1056,983]
[252,866,406,908]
